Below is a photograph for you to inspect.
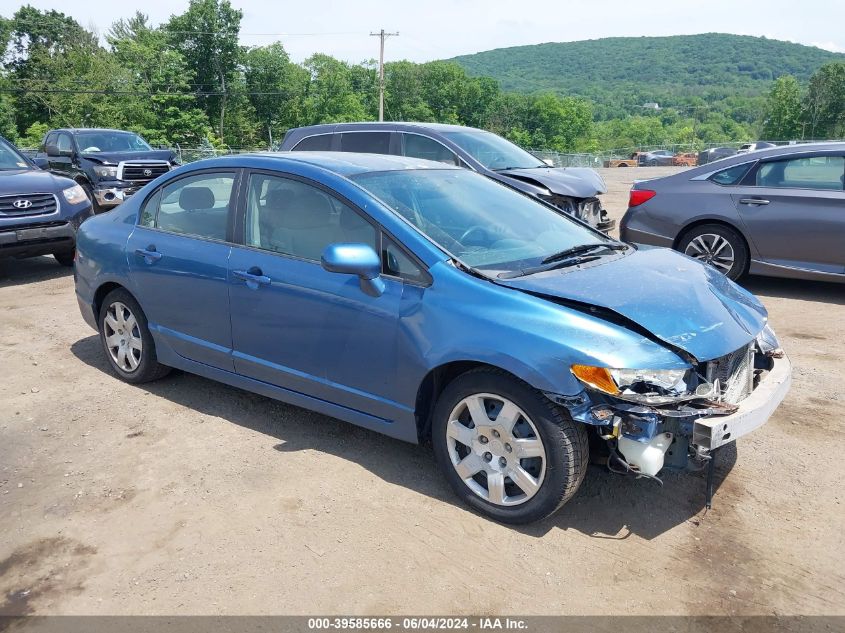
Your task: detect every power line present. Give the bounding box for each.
[370,29,398,122]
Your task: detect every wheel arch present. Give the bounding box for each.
[673,217,751,252]
[674,218,753,276]
[414,361,531,444]
[93,281,132,321]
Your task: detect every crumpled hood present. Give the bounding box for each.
[80,149,174,164]
[498,247,767,361]
[0,168,74,194]
[497,167,606,198]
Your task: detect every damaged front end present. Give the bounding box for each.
[539,193,615,234]
[551,325,791,500]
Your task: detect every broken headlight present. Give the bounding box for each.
[756,324,784,357]
[571,364,707,405]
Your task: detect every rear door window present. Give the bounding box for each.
[756,156,844,190]
[292,134,333,151]
[402,134,458,165]
[756,156,845,191]
[146,172,236,241]
[339,132,391,154]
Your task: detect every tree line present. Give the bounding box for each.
[1,1,843,154]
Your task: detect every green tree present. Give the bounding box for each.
[108,13,213,146]
[803,62,845,138]
[302,54,367,124]
[244,43,310,145]
[763,75,803,140]
[166,0,243,141]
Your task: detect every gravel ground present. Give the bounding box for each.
[1,166,843,616]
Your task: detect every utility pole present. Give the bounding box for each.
[370,29,399,121]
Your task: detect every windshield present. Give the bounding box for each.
[351,169,609,274]
[74,131,152,153]
[0,138,32,170]
[442,130,544,171]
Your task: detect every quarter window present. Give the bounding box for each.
[144,172,235,241]
[710,163,753,186]
[402,134,457,164]
[339,132,391,154]
[292,134,333,151]
[381,235,427,284]
[756,156,844,190]
[244,173,376,261]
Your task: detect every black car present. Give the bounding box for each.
[33,128,177,213]
[697,147,738,165]
[279,122,613,232]
[0,135,93,266]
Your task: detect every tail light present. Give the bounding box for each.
[629,189,656,207]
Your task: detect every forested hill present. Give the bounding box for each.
[450,33,845,107]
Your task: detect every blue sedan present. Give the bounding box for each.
[74,152,791,523]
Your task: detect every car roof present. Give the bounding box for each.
[203,151,462,177]
[695,141,845,169]
[285,121,486,137]
[53,128,139,134]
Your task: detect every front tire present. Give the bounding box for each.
[98,288,170,383]
[80,182,102,214]
[678,223,748,281]
[432,369,588,524]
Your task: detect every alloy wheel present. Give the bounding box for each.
[103,301,143,372]
[684,233,735,274]
[445,393,546,506]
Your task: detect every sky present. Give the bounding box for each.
[6,0,845,63]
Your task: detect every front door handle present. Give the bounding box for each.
[233,268,271,288]
[135,246,162,264]
[739,198,770,205]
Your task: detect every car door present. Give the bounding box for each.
[731,153,845,274]
[227,170,407,421]
[127,170,239,369]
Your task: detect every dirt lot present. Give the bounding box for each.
[1,166,843,616]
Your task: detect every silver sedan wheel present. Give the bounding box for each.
[445,393,546,507]
[684,233,735,274]
[103,301,142,372]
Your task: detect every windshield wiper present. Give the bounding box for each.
[497,243,628,280]
[541,243,627,265]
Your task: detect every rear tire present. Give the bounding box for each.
[53,250,75,267]
[678,223,748,281]
[432,368,588,524]
[98,288,170,383]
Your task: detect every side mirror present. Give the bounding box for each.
[542,158,554,167]
[46,144,72,158]
[32,157,49,169]
[321,243,385,297]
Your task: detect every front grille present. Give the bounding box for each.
[704,343,755,404]
[0,193,58,217]
[119,162,170,184]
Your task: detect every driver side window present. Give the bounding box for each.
[244,174,376,261]
[57,134,73,153]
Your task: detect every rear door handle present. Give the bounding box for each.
[232,268,271,288]
[739,198,770,205]
[135,247,162,263]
